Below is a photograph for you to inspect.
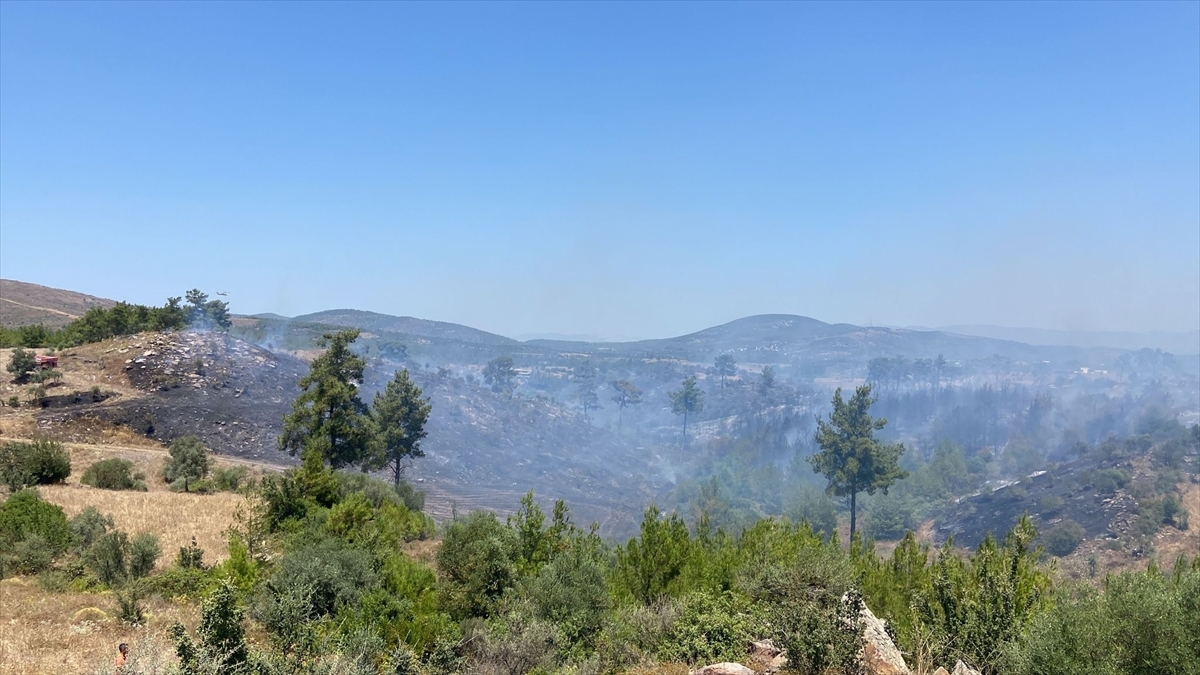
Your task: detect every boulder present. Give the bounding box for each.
[748,638,787,672]
[749,639,782,658]
[860,603,910,675]
[932,668,950,675]
[951,661,983,675]
[691,664,755,675]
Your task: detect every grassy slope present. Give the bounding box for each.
[0,279,116,329]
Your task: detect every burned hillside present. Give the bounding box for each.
[22,330,658,534]
[37,331,308,462]
[936,431,1199,557]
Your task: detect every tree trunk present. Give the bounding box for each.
[393,459,401,487]
[683,410,688,448]
[849,490,857,543]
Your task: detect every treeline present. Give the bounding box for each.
[0,289,230,349]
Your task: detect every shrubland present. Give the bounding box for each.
[1,329,1197,675]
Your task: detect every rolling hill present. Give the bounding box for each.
[0,279,116,328]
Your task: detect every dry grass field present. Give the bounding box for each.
[0,576,196,675]
[0,439,270,674]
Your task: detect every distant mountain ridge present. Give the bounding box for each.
[5,279,1178,361]
[938,324,1200,355]
[286,309,518,346]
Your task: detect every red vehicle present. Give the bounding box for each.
[33,354,58,369]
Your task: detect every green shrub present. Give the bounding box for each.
[437,511,519,619]
[69,507,114,550]
[85,530,129,586]
[1043,519,1086,557]
[0,439,71,491]
[162,436,209,492]
[917,516,1051,672]
[1005,568,1200,675]
[263,538,376,618]
[6,348,35,383]
[660,591,767,665]
[6,533,58,574]
[116,587,145,625]
[596,601,678,672]
[80,458,145,491]
[177,536,205,570]
[613,505,691,604]
[147,565,215,600]
[524,546,611,647]
[469,615,566,675]
[785,486,839,540]
[740,540,861,674]
[0,489,73,570]
[211,465,250,492]
[864,492,919,541]
[395,480,426,512]
[129,532,162,579]
[1039,495,1064,514]
[1093,469,1130,496]
[173,581,250,675]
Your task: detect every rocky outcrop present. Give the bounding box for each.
[691,664,755,675]
[932,668,950,675]
[951,660,983,675]
[860,603,911,675]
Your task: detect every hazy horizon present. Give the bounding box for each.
[2,3,1197,339]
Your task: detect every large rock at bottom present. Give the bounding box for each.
[747,639,787,672]
[691,664,755,675]
[951,661,982,675]
[860,603,911,675]
[931,668,950,675]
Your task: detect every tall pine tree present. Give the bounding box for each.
[278,330,372,470]
[809,384,907,542]
[368,369,432,486]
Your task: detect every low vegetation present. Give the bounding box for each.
[1,328,1196,675]
[81,458,147,491]
[0,438,71,491]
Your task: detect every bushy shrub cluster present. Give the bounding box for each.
[1005,559,1200,675]
[1042,519,1086,557]
[80,458,146,491]
[162,435,210,492]
[0,439,71,491]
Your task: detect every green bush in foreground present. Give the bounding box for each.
[0,489,73,576]
[162,436,209,492]
[0,439,71,491]
[81,458,146,491]
[1005,562,1200,675]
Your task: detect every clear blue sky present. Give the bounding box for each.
[2,2,1197,339]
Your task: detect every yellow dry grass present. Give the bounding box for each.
[0,576,196,675]
[40,485,246,569]
[1,439,253,569]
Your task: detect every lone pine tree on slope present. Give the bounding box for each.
[808,383,907,542]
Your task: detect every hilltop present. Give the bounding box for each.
[0,279,116,328]
[287,309,517,346]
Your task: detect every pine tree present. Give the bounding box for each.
[808,384,907,542]
[367,369,432,486]
[278,330,371,470]
[669,376,705,447]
